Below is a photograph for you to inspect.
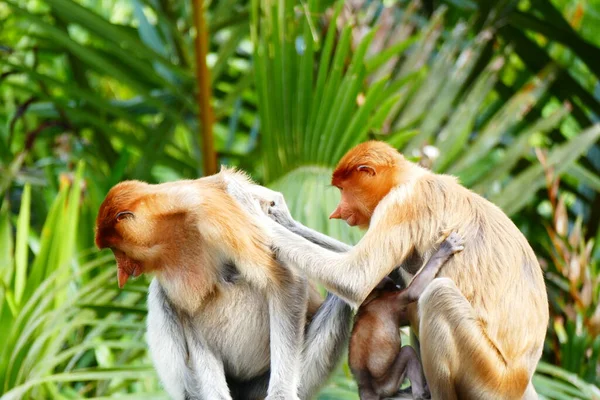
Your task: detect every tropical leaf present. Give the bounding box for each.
[2,0,600,398]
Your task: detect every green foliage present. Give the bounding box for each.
[252,0,600,398]
[1,0,600,398]
[0,168,162,399]
[538,161,600,386]
[253,0,600,236]
[0,0,254,188]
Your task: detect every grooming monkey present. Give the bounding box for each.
[259,141,549,400]
[350,232,464,400]
[95,168,353,400]
[264,192,465,400]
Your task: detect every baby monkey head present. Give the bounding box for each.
[363,276,400,305]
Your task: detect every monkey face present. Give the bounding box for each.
[95,181,166,288]
[329,187,370,228]
[330,141,405,229]
[329,169,393,229]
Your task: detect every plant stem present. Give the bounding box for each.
[192,0,217,176]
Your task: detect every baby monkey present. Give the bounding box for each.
[349,232,465,400]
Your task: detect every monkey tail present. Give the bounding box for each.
[298,293,353,399]
[418,278,533,400]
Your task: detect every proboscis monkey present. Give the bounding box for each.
[349,231,464,400]
[94,168,354,400]
[259,141,549,400]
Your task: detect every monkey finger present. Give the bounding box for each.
[451,244,465,254]
[436,228,455,244]
[448,232,465,245]
[226,184,264,217]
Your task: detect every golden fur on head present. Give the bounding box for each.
[330,141,409,228]
[332,141,404,187]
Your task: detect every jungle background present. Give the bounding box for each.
[1,0,600,398]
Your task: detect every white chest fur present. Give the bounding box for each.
[193,282,271,379]
[146,278,271,382]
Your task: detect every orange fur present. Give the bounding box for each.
[95,170,294,312]
[330,141,411,228]
[328,141,548,399]
[95,169,364,400]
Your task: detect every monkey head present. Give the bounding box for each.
[95,170,272,291]
[363,276,400,305]
[95,180,197,288]
[96,181,158,287]
[330,141,405,229]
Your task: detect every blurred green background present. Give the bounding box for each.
[1,0,600,398]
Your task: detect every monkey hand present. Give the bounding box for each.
[265,195,295,229]
[244,185,296,229]
[224,176,265,218]
[438,231,465,256]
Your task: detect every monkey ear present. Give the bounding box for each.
[357,165,376,176]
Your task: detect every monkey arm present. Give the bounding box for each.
[147,280,233,400]
[286,221,352,253]
[394,232,463,304]
[265,272,307,399]
[227,177,351,253]
[147,280,190,400]
[186,330,235,400]
[269,204,351,252]
[269,221,407,308]
[259,188,352,253]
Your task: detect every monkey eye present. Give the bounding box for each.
[115,211,134,222]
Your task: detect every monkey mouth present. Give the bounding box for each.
[113,250,142,288]
[346,214,358,226]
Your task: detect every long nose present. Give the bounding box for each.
[329,205,342,219]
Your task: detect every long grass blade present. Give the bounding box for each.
[473,103,571,193]
[0,201,14,287]
[407,28,493,149]
[432,56,504,172]
[305,2,344,163]
[14,184,31,306]
[312,25,352,162]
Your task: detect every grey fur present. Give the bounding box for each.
[146,193,353,400]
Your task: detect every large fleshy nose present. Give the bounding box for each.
[329,205,342,219]
[117,267,131,289]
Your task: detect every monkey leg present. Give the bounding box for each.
[418,278,532,400]
[353,369,381,400]
[359,385,381,400]
[377,346,429,400]
[226,293,351,400]
[266,271,308,400]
